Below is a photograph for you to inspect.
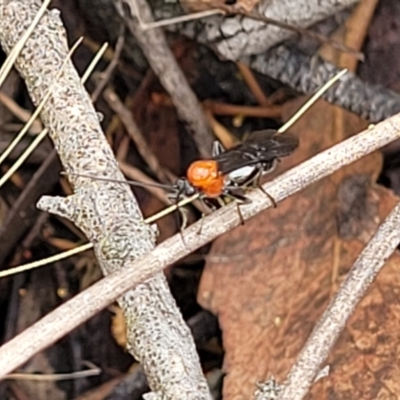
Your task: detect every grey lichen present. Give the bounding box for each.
[0,0,211,398]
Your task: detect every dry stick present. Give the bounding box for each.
[203,100,282,119]
[115,0,214,158]
[275,202,400,400]
[0,113,400,379]
[0,92,42,134]
[6,367,101,381]
[0,2,209,399]
[139,9,224,30]
[236,62,271,107]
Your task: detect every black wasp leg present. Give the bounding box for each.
[223,191,249,225]
[243,169,277,208]
[254,171,277,208]
[258,186,277,208]
[196,197,217,235]
[236,203,245,225]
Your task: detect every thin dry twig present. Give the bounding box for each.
[271,201,400,400]
[203,100,282,119]
[6,367,101,381]
[236,61,271,107]
[1,111,400,379]
[0,91,42,133]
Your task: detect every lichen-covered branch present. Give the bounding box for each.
[0,1,211,399]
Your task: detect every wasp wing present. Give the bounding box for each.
[214,130,299,175]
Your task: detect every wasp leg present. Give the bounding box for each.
[250,170,277,208]
[257,185,277,208]
[223,191,249,225]
[173,208,188,247]
[178,207,189,230]
[236,203,245,225]
[196,198,217,235]
[258,186,277,209]
[168,188,190,246]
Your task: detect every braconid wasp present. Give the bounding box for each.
[65,69,347,227]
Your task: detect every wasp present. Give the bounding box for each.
[67,69,347,225]
[170,129,298,209]
[66,130,296,227]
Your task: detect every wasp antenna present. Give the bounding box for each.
[277,68,348,134]
[61,171,174,191]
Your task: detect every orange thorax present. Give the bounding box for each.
[186,160,225,198]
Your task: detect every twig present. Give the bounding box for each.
[0,92,42,134]
[138,8,224,30]
[236,61,271,106]
[203,100,282,119]
[275,201,400,400]
[1,107,400,379]
[6,367,101,381]
[115,0,214,158]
